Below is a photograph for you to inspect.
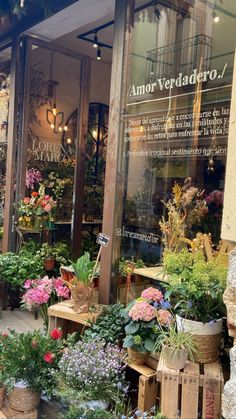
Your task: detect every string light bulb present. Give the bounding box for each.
[93,32,98,48]
[97,46,102,60]
[213,11,220,23]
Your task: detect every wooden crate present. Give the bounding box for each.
[157,355,224,419]
[127,356,158,412]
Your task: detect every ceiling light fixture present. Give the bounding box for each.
[97,46,102,60]
[93,31,98,48]
[153,1,161,19]
[213,10,220,23]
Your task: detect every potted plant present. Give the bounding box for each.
[154,324,196,370]
[37,243,56,271]
[56,339,127,409]
[164,248,227,363]
[68,252,95,314]
[0,329,64,413]
[0,251,44,309]
[118,257,145,285]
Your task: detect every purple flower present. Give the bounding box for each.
[160,299,171,310]
[187,301,193,309]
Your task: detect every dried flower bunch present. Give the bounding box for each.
[159,179,207,251]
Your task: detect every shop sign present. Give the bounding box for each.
[97,233,110,247]
[31,139,74,162]
[129,63,228,97]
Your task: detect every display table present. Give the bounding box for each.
[133,266,169,284]
[48,300,101,336]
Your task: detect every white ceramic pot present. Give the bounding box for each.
[176,315,223,335]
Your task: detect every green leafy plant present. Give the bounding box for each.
[164,248,227,322]
[72,252,95,286]
[60,405,114,419]
[119,257,145,278]
[154,325,196,361]
[84,304,126,344]
[0,252,44,289]
[0,329,64,395]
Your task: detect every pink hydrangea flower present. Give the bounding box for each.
[141,287,163,302]
[157,309,173,326]
[129,301,156,322]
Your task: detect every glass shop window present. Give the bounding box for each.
[120,0,235,264]
[0,46,11,248]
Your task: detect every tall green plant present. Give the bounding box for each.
[72,252,95,286]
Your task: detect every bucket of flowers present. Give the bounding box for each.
[21,276,70,330]
[18,185,57,232]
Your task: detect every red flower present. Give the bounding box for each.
[1,332,8,337]
[31,191,39,197]
[50,328,62,340]
[44,352,55,363]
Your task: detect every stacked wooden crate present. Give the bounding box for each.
[156,355,224,419]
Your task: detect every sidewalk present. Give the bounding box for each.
[0,309,43,333]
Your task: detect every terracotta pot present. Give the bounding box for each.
[128,347,150,365]
[71,280,94,313]
[161,345,188,370]
[176,315,223,363]
[44,258,56,271]
[8,387,41,412]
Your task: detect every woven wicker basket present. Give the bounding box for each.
[128,348,149,365]
[191,333,222,363]
[176,315,223,364]
[8,387,41,412]
[0,386,5,409]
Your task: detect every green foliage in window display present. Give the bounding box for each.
[164,248,227,322]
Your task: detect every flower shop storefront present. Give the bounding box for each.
[0,1,235,418]
[100,0,236,303]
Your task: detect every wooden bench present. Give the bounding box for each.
[48,299,101,336]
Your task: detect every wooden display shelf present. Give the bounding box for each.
[48,299,101,336]
[157,355,224,419]
[133,266,168,282]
